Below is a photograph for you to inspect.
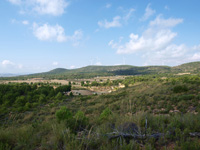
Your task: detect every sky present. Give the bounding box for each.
[0,0,200,74]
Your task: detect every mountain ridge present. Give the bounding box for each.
[27,61,200,79]
[1,61,200,79]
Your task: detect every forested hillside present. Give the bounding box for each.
[0,75,200,149]
[1,61,200,80]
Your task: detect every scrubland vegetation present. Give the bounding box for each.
[0,73,200,149]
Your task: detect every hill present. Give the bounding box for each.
[172,61,200,73]
[0,75,200,149]
[39,68,68,75]
[30,61,200,79]
[1,61,200,80]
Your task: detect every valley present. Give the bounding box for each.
[0,62,200,149]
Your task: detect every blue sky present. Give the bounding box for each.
[0,0,200,73]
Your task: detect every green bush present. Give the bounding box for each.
[74,111,89,131]
[55,107,73,123]
[173,85,188,93]
[55,92,63,100]
[39,94,46,103]
[0,142,12,150]
[99,107,112,122]
[179,139,200,150]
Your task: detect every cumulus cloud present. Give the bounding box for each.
[2,60,14,66]
[142,44,188,65]
[66,30,83,46]
[140,3,156,21]
[191,53,200,61]
[117,16,181,53]
[149,15,183,28]
[7,0,21,5]
[33,23,83,45]
[98,8,135,29]
[189,45,200,61]
[11,19,30,25]
[109,15,182,54]
[7,0,69,16]
[109,15,200,65]
[33,0,69,16]
[98,16,122,29]
[108,15,200,65]
[33,23,67,42]
[144,44,200,66]
[1,60,23,69]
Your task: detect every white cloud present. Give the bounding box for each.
[189,45,200,61]
[33,23,67,42]
[98,8,135,29]
[33,0,69,16]
[66,30,83,46]
[52,61,59,66]
[109,15,183,54]
[7,0,21,5]
[95,62,102,66]
[7,0,69,16]
[111,28,177,54]
[123,8,135,22]
[11,19,30,25]
[2,60,14,66]
[143,44,188,65]
[98,16,121,29]
[70,65,76,69]
[149,15,183,28]
[105,3,111,8]
[191,53,200,61]
[143,44,200,66]
[140,3,156,21]
[1,60,23,69]
[108,15,199,66]
[22,20,29,25]
[33,23,83,45]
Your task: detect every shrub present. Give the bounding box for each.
[99,107,112,122]
[55,107,73,123]
[74,111,89,131]
[173,85,188,93]
[39,94,46,103]
[0,142,12,150]
[179,139,200,150]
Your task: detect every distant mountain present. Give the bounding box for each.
[172,61,200,73]
[0,73,32,78]
[0,73,19,77]
[2,61,200,79]
[43,68,68,74]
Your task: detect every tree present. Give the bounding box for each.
[55,85,71,94]
[81,81,85,86]
[14,96,27,107]
[56,106,73,122]
[55,92,63,100]
[74,111,88,131]
[99,107,112,122]
[39,94,46,103]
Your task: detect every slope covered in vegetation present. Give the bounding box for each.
[0,75,200,149]
[1,61,200,80]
